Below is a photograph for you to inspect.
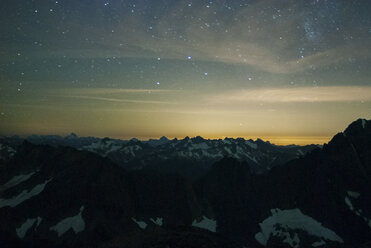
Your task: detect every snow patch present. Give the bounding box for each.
[189,142,209,150]
[347,191,360,199]
[246,154,258,163]
[36,216,42,227]
[345,192,371,228]
[82,140,123,156]
[254,208,343,247]
[245,141,257,149]
[0,179,52,208]
[16,219,35,239]
[192,216,217,232]
[297,149,304,156]
[284,232,300,248]
[0,172,36,192]
[16,217,42,239]
[202,150,223,159]
[312,240,326,247]
[0,144,16,155]
[132,218,147,229]
[122,145,142,157]
[361,119,366,128]
[50,206,85,237]
[345,197,354,211]
[256,229,301,248]
[150,217,163,226]
[223,146,233,155]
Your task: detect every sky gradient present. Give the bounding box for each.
[1,0,371,145]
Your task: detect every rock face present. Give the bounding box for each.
[0,119,370,248]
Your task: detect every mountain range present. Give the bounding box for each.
[1,134,319,177]
[0,118,370,247]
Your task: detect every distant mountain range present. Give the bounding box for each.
[0,118,370,248]
[1,134,319,176]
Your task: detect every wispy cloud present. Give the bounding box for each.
[12,0,370,75]
[210,86,371,103]
[64,95,177,105]
[56,88,181,95]
[55,88,181,105]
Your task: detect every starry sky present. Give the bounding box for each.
[1,0,371,145]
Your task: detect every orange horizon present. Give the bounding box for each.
[0,131,333,146]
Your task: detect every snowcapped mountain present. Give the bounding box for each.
[1,119,370,247]
[1,133,318,176]
[81,136,318,174]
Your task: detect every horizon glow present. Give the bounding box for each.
[1,0,370,145]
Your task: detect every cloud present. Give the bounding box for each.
[53,88,182,105]
[63,95,177,105]
[58,88,181,95]
[210,86,371,103]
[5,0,370,75]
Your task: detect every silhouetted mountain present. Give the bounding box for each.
[24,134,103,149]
[0,142,204,247]
[194,118,371,247]
[0,119,370,247]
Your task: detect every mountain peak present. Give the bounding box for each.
[101,137,111,143]
[344,118,370,136]
[159,136,169,141]
[191,136,205,143]
[65,133,78,139]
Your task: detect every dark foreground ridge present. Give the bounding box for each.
[0,118,370,248]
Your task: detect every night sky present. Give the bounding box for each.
[1,0,371,145]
